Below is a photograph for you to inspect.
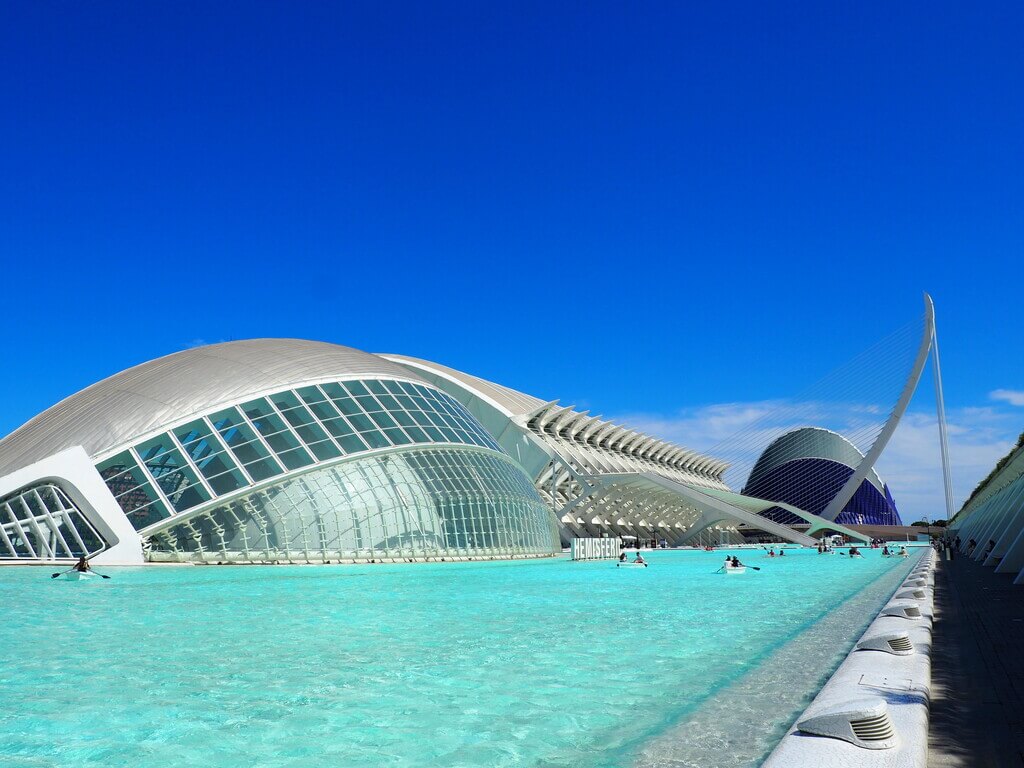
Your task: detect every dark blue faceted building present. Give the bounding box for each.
[743,427,902,527]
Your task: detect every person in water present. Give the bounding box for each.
[899,546,908,557]
[730,555,742,568]
[619,551,627,563]
[882,545,890,557]
[634,551,646,564]
[768,548,775,558]
[778,549,785,557]
[73,556,90,573]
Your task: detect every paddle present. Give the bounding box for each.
[52,568,109,579]
[714,564,761,572]
[52,555,110,579]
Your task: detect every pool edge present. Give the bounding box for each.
[762,548,934,768]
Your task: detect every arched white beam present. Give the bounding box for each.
[820,293,936,522]
[695,486,869,544]
[584,471,817,546]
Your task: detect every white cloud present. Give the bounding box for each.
[610,400,1021,526]
[878,408,1015,523]
[991,389,1024,407]
[183,338,230,349]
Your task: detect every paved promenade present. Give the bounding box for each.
[929,553,1024,766]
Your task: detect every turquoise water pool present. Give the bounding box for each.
[0,548,916,767]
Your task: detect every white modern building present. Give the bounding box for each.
[949,436,1024,582]
[3,334,915,565]
[0,340,559,564]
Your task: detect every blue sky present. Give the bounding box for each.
[2,2,1022,519]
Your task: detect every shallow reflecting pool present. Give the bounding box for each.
[0,547,918,767]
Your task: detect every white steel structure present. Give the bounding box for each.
[383,355,820,547]
[0,340,559,564]
[949,439,1024,583]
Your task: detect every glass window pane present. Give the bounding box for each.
[375,393,401,412]
[244,458,279,482]
[360,429,390,449]
[423,426,446,442]
[296,385,328,404]
[410,396,434,412]
[173,420,247,495]
[242,399,291,437]
[210,407,282,480]
[439,427,462,443]
[409,384,434,399]
[204,466,248,495]
[321,414,355,438]
[241,399,313,469]
[269,392,339,460]
[304,437,342,461]
[405,425,429,443]
[410,410,433,427]
[95,452,172,529]
[269,390,306,420]
[302,396,342,423]
[369,411,398,429]
[329,392,362,416]
[392,410,416,428]
[384,428,411,445]
[421,408,449,429]
[347,413,376,432]
[337,434,368,454]
[124,499,172,530]
[319,382,346,399]
[276,446,314,471]
[135,435,211,512]
[342,380,369,397]
[356,395,381,412]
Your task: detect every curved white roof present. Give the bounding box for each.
[744,426,886,494]
[0,339,427,476]
[382,354,729,483]
[381,354,546,416]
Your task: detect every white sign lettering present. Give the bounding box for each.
[570,537,622,561]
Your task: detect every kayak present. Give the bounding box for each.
[616,562,648,568]
[60,570,98,581]
[724,566,746,575]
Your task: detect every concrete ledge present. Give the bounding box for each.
[763,548,935,768]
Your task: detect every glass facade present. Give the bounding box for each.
[0,484,106,560]
[96,378,503,532]
[148,447,558,562]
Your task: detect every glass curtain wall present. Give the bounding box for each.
[147,448,559,562]
[95,379,504,532]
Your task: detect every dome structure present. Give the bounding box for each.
[0,339,424,477]
[0,340,558,564]
[742,427,902,527]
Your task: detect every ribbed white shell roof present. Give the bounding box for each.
[382,354,546,416]
[0,339,428,477]
[744,426,886,494]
